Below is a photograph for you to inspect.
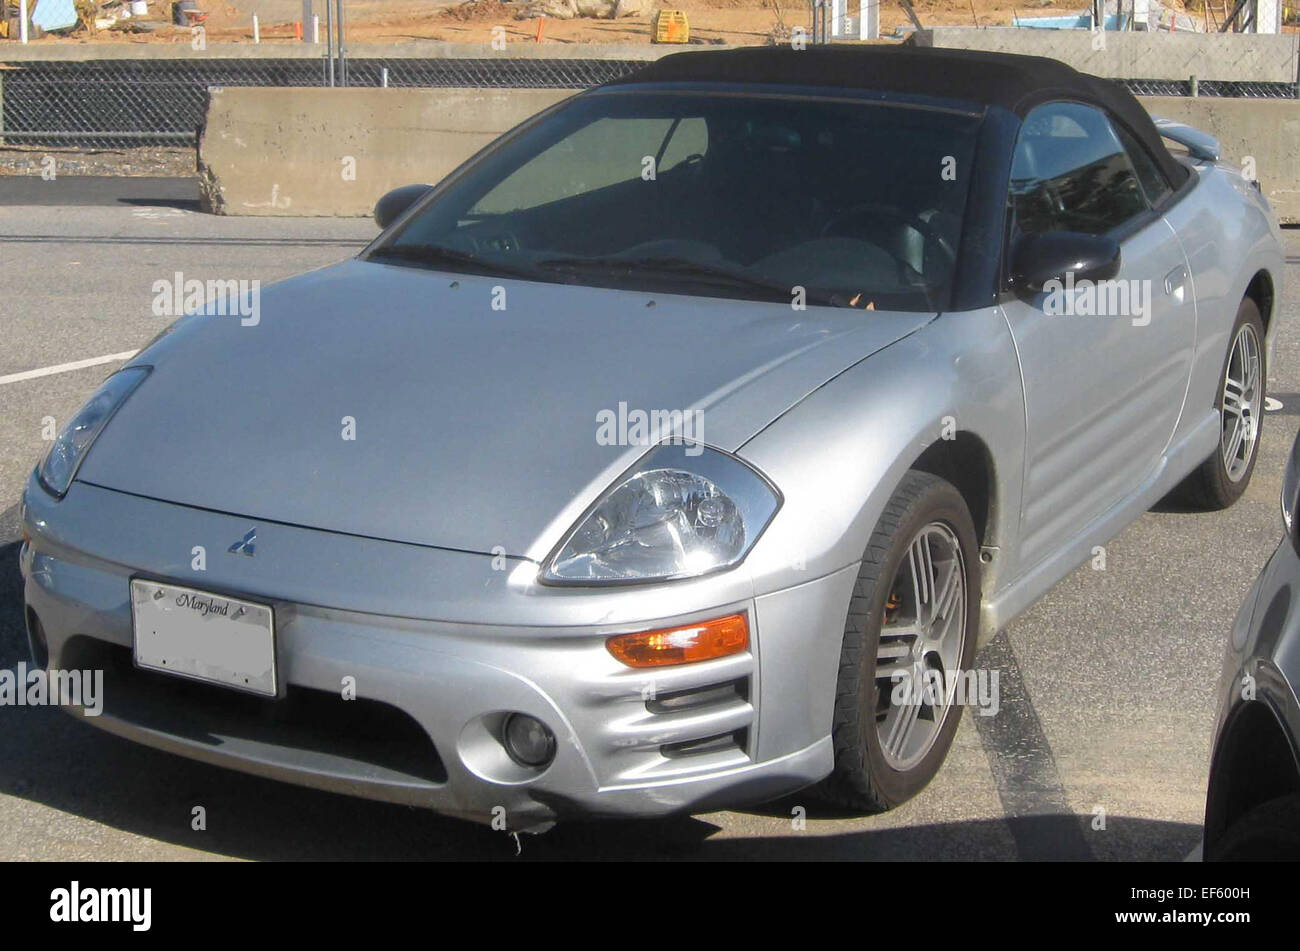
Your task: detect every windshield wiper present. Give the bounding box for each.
[367,243,544,282]
[370,247,857,307]
[535,255,848,307]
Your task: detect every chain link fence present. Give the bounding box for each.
[1124,77,1300,96]
[0,52,1297,149]
[0,57,653,148]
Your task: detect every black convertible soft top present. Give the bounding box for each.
[611,46,1187,187]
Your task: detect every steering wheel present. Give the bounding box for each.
[820,202,957,273]
[1040,183,1067,216]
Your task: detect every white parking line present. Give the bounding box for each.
[0,350,139,387]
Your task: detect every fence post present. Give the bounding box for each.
[335,0,347,86]
[324,0,335,85]
[859,0,878,38]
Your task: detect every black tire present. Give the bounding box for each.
[1207,793,1300,861]
[1175,297,1266,510]
[819,470,981,812]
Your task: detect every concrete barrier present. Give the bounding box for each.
[199,86,1300,223]
[197,87,578,216]
[911,27,1300,83]
[1138,95,1300,222]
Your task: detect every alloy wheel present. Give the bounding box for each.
[874,521,968,771]
[1222,322,1263,483]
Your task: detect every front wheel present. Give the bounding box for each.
[1176,297,1266,510]
[820,470,980,811]
[1208,794,1300,861]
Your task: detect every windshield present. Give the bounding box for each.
[367,89,982,311]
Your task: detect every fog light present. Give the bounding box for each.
[502,713,556,767]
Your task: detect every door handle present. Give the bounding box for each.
[1164,265,1188,302]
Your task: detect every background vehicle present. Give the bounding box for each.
[20,47,1284,829]
[1205,430,1300,861]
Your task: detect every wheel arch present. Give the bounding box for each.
[1205,697,1300,855]
[1244,268,1274,335]
[909,433,997,554]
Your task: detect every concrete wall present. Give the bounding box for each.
[912,27,1300,82]
[197,86,578,216]
[1138,95,1300,221]
[199,86,1300,223]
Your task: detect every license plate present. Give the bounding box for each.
[131,580,277,697]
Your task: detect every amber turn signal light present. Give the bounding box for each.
[606,613,749,668]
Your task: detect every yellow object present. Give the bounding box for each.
[606,614,749,668]
[652,8,689,44]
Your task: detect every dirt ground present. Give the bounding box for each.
[13,0,1267,49]
[0,144,195,177]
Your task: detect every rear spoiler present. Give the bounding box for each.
[1151,117,1221,163]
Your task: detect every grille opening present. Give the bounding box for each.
[661,729,748,759]
[61,636,446,785]
[646,678,748,715]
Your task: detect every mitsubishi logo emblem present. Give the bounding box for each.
[228,528,257,557]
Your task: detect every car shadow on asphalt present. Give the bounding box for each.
[0,515,1198,861]
[117,197,202,214]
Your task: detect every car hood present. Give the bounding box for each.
[78,259,932,559]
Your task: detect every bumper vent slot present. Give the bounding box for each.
[644,677,752,761]
[646,678,747,715]
[661,730,748,759]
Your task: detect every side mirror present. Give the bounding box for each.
[1283,432,1300,555]
[1010,231,1121,295]
[374,184,434,230]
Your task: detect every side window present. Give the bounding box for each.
[1113,122,1173,207]
[1009,102,1150,236]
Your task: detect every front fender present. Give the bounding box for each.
[737,307,1026,641]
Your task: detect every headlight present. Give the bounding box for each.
[37,366,150,498]
[542,444,780,584]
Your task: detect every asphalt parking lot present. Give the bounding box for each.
[1,177,1298,861]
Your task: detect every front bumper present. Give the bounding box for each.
[21,477,855,830]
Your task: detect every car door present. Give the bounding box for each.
[999,101,1196,571]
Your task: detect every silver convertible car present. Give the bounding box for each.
[20,47,1284,831]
